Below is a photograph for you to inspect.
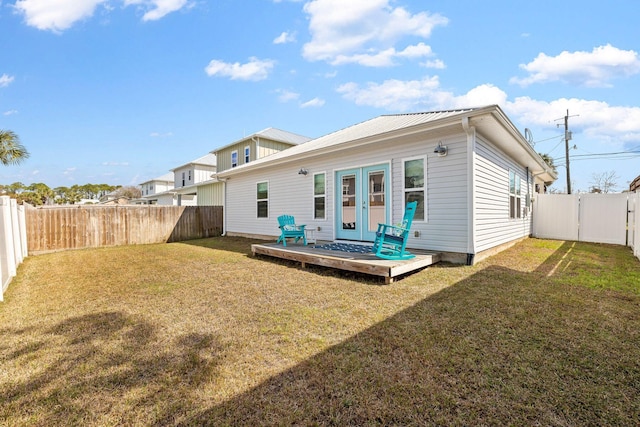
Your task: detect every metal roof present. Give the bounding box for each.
[212,127,312,153]
[216,106,557,183]
[217,108,479,175]
[171,153,217,171]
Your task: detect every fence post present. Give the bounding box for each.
[17,204,28,258]
[10,199,23,265]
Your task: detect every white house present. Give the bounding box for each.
[194,127,311,206]
[139,172,175,205]
[214,105,557,264]
[139,153,217,206]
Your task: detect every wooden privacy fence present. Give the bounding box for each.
[25,205,223,254]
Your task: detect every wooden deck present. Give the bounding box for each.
[251,242,441,284]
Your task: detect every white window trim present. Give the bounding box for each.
[231,150,238,168]
[313,171,326,220]
[244,145,250,164]
[402,156,427,222]
[509,169,522,219]
[257,180,269,219]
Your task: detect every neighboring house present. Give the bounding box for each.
[214,105,557,264]
[195,127,311,206]
[139,172,175,205]
[145,153,217,206]
[630,174,640,192]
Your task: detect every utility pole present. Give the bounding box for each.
[564,110,571,194]
[556,109,577,194]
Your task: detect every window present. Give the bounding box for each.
[231,150,238,168]
[188,170,192,182]
[257,181,269,218]
[181,172,185,186]
[403,158,425,221]
[313,172,326,219]
[509,170,521,219]
[244,146,250,164]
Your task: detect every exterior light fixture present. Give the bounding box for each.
[434,141,448,157]
[298,168,309,175]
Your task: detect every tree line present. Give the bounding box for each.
[0,182,144,206]
[1,130,141,205]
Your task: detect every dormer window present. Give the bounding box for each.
[231,151,238,168]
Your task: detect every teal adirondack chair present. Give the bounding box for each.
[371,201,417,260]
[276,215,307,246]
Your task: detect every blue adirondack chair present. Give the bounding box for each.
[276,215,307,246]
[372,201,418,260]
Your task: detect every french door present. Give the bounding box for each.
[335,164,389,241]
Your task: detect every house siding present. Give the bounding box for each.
[216,138,295,172]
[197,182,224,206]
[225,133,471,253]
[475,137,532,252]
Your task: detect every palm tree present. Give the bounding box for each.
[0,130,30,165]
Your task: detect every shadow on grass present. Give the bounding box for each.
[2,241,638,425]
[184,241,640,425]
[1,311,223,426]
[177,235,267,256]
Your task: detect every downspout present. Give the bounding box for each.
[222,178,227,236]
[251,137,260,160]
[462,117,476,265]
[211,175,228,236]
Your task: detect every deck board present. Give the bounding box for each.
[251,242,441,284]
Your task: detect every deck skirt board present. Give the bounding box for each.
[251,243,441,284]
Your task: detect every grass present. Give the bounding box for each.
[1,237,639,426]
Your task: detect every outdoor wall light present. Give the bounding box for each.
[298,168,309,175]
[434,141,448,157]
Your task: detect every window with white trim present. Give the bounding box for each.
[509,170,521,219]
[257,181,269,218]
[403,157,425,221]
[244,146,250,164]
[313,172,326,220]
[231,150,238,168]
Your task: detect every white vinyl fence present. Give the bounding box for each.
[533,192,640,261]
[0,196,28,301]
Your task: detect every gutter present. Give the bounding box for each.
[462,116,477,262]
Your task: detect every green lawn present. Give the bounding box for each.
[1,237,639,426]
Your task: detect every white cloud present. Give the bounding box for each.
[332,42,438,67]
[3,110,18,116]
[275,89,299,102]
[124,0,191,22]
[63,167,76,175]
[300,97,325,108]
[204,57,275,81]
[510,44,640,88]
[337,76,444,111]
[302,0,447,66]
[505,97,640,145]
[273,31,296,44]
[150,131,173,137]
[0,74,15,87]
[13,0,108,32]
[14,0,191,32]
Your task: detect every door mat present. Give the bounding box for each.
[314,243,373,253]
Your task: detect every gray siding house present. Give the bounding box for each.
[214,106,557,264]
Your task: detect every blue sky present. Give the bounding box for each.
[1,0,639,192]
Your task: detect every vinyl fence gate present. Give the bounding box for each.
[532,193,640,261]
